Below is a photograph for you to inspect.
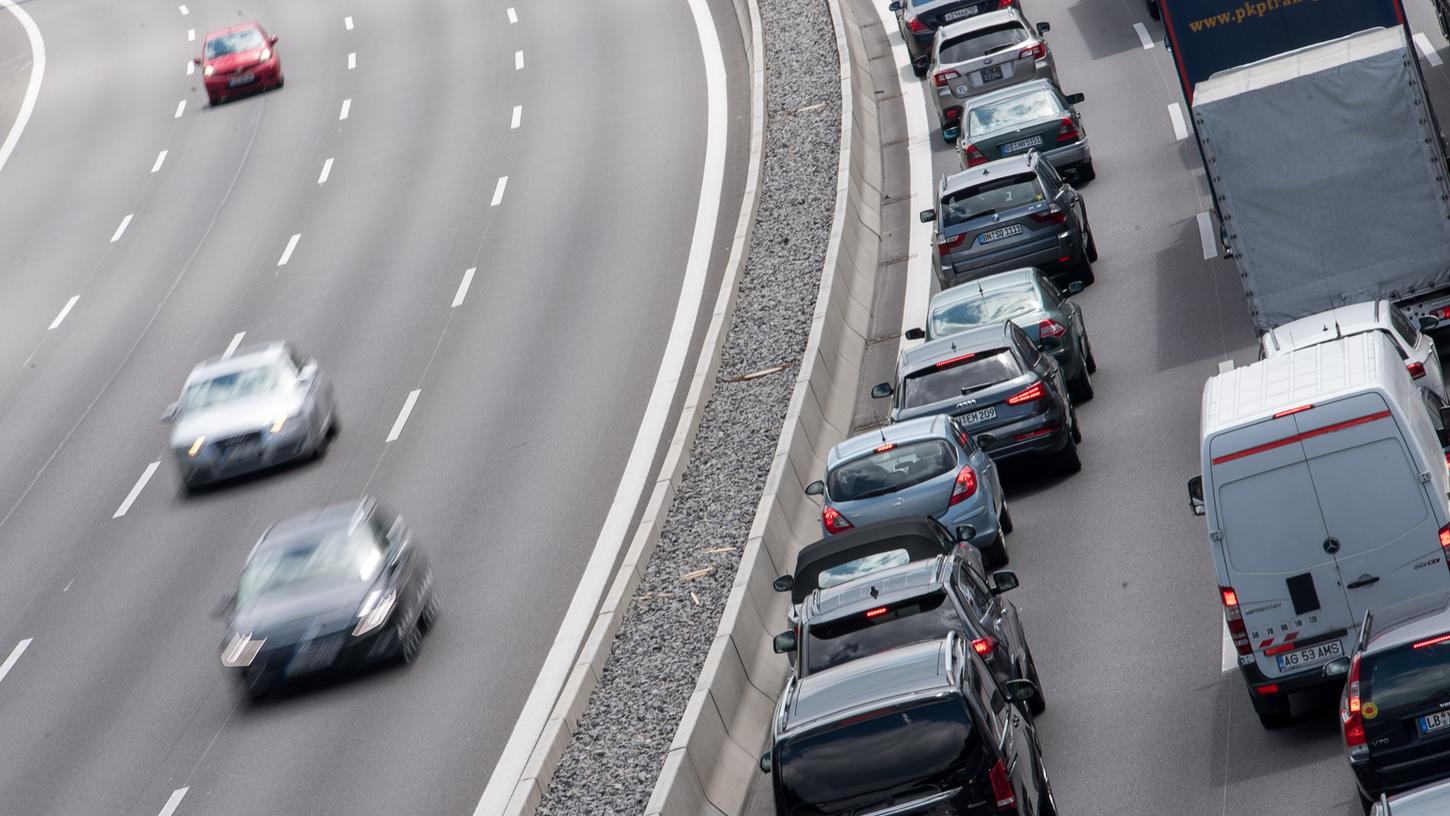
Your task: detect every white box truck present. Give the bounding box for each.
[1188,332,1450,727]
[1191,27,1450,333]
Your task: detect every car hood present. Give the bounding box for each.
[230,581,371,642]
[207,48,267,73]
[170,392,302,446]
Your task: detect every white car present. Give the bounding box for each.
[1261,300,1445,399]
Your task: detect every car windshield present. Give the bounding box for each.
[817,549,911,590]
[930,283,1042,337]
[940,173,1044,228]
[826,440,957,502]
[806,591,961,673]
[901,348,1020,407]
[205,28,265,59]
[939,22,1027,64]
[239,523,385,605]
[181,362,292,411]
[967,88,1063,138]
[777,699,983,813]
[1365,637,1450,714]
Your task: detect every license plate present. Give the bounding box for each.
[978,224,1023,244]
[228,73,255,88]
[1420,710,1450,735]
[958,406,997,425]
[1275,639,1343,672]
[979,65,1004,83]
[942,6,980,21]
[1003,136,1043,154]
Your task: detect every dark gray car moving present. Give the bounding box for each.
[890,0,1019,76]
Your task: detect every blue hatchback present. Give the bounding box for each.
[806,414,1010,566]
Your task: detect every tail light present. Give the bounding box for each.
[1435,306,1450,321]
[1038,319,1067,339]
[934,69,961,87]
[1341,654,1369,763]
[997,0,1013,6]
[1408,361,1427,379]
[1055,117,1080,143]
[970,636,994,656]
[936,233,967,257]
[987,758,1017,810]
[1006,382,1044,405]
[822,505,853,534]
[907,16,929,33]
[1220,586,1252,656]
[1028,206,1067,225]
[962,143,989,167]
[1017,42,1046,61]
[949,465,978,506]
[1440,523,1450,573]
[943,107,962,121]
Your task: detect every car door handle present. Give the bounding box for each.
[1347,574,1380,590]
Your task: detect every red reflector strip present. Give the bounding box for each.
[934,352,977,369]
[1273,404,1313,418]
[1414,632,1450,650]
[1264,642,1298,657]
[1255,683,1280,695]
[1211,411,1392,465]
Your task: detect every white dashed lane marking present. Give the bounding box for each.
[386,390,420,442]
[0,639,31,685]
[344,15,354,30]
[339,98,351,120]
[511,105,522,129]
[186,28,194,41]
[1167,102,1188,141]
[277,233,301,266]
[110,214,133,243]
[318,157,334,184]
[514,50,524,70]
[348,52,356,70]
[113,461,160,519]
[507,7,517,23]
[1133,22,1154,50]
[1416,32,1444,67]
[223,332,245,359]
[151,149,167,173]
[174,99,186,119]
[452,267,476,307]
[490,176,508,207]
[178,4,188,15]
[186,59,194,75]
[48,295,78,330]
[156,788,189,816]
[1197,211,1218,260]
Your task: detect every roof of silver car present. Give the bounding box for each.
[935,7,1024,41]
[804,556,949,621]
[938,152,1039,195]
[829,414,952,463]
[189,341,290,381]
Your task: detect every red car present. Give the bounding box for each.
[195,22,283,106]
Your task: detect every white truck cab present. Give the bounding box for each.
[1189,332,1450,728]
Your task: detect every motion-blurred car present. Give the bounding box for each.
[957,79,1094,182]
[873,321,1084,472]
[162,341,338,490]
[218,498,438,699]
[930,8,1056,141]
[806,414,1010,565]
[906,267,1097,401]
[196,22,284,106]
[1261,300,1445,400]
[889,0,1019,77]
[921,151,1098,291]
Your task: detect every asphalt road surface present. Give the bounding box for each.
[0,0,749,814]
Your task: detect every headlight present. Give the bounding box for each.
[188,436,206,457]
[353,589,396,637]
[203,64,214,76]
[259,48,272,62]
[270,415,288,434]
[221,632,265,667]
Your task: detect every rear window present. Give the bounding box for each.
[777,699,983,814]
[817,549,911,590]
[826,440,957,502]
[938,22,1027,64]
[941,173,1045,228]
[1366,638,1450,714]
[967,88,1064,138]
[901,349,1020,408]
[806,591,961,674]
[930,283,1042,338]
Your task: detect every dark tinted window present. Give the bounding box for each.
[777,699,984,814]
[1390,306,1420,347]
[940,173,1044,228]
[901,349,1020,408]
[1037,158,1063,193]
[826,440,957,501]
[805,591,963,673]
[1365,639,1450,714]
[1012,326,1039,366]
[956,564,992,614]
[939,22,1027,64]
[205,28,266,59]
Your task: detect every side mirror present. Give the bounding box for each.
[888,0,902,9]
[989,570,1019,594]
[1066,281,1084,295]
[1323,657,1352,678]
[759,750,772,774]
[904,327,926,341]
[955,524,976,542]
[1038,336,1062,351]
[870,382,894,399]
[192,57,203,65]
[1035,21,1051,35]
[161,401,180,423]
[919,209,937,223]
[805,480,825,497]
[1065,92,1085,105]
[773,574,794,593]
[298,362,318,382]
[1003,678,1039,705]
[1421,315,1440,332]
[212,592,237,620]
[268,34,279,44]
[1187,475,1206,516]
[772,630,798,654]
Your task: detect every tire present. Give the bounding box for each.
[327,410,341,438]
[421,592,440,631]
[1026,656,1047,716]
[240,671,273,701]
[1056,439,1082,474]
[398,618,424,664]
[1069,406,1083,444]
[1077,160,1096,183]
[276,74,285,89]
[1257,709,1292,729]
[313,425,330,458]
[1359,791,1375,815]
[981,533,1008,568]
[999,502,1014,535]
[1084,332,1098,374]
[1084,223,1099,263]
[1068,364,1094,402]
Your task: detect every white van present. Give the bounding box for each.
[1188,332,1450,728]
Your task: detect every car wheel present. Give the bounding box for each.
[1257,709,1292,729]
[240,671,273,701]
[398,618,424,664]
[1359,790,1376,815]
[1084,222,1099,263]
[1068,368,1094,403]
[276,74,285,89]
[327,410,340,439]
[1069,406,1082,444]
[313,426,330,458]
[1026,656,1047,715]
[981,533,1008,568]
[999,502,1014,535]
[1084,332,1098,374]
[421,593,440,632]
[1076,160,1096,184]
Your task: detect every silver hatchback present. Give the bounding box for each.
[931,8,1057,142]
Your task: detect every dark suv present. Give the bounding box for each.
[762,635,1057,815]
[773,551,1046,715]
[872,321,1083,473]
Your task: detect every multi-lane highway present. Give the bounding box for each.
[0,0,749,814]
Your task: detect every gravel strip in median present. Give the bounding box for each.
[535,1,842,813]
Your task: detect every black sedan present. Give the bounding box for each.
[218,497,438,698]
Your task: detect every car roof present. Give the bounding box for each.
[828,415,951,464]
[206,21,265,38]
[939,153,1039,196]
[804,556,949,622]
[936,8,1023,39]
[255,499,371,555]
[1263,301,1387,355]
[928,269,1041,315]
[784,637,956,735]
[899,323,1013,375]
[1364,592,1450,654]
[1385,777,1450,813]
[187,342,290,382]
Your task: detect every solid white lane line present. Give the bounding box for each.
[174,99,186,119]
[318,157,334,184]
[0,0,45,179]
[1416,32,1445,67]
[1167,102,1188,141]
[157,788,189,816]
[344,15,354,30]
[110,214,133,243]
[48,296,78,330]
[339,98,351,120]
[511,105,522,129]
[151,149,168,173]
[186,28,195,42]
[277,233,301,266]
[514,50,524,70]
[507,7,517,23]
[385,390,420,442]
[0,639,31,685]
[1133,22,1154,50]
[490,176,508,207]
[1197,211,1218,260]
[186,59,194,75]
[451,268,476,307]
[113,461,160,519]
[1221,621,1237,672]
[222,332,245,359]
[347,52,356,70]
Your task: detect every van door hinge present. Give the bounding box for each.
[1209,529,1223,542]
[1421,471,1433,484]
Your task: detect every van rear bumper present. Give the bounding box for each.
[1238,660,1339,698]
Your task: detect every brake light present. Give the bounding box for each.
[1255,683,1280,695]
[1436,306,1450,321]
[1017,42,1046,61]
[935,352,977,368]
[933,70,961,88]
[987,759,1016,810]
[936,233,967,257]
[997,0,1012,6]
[1006,382,1044,405]
[822,505,853,535]
[1413,632,1450,650]
[944,107,961,121]
[1273,404,1313,418]
[1038,319,1067,339]
[1441,523,1450,574]
[962,143,989,167]
[907,16,929,33]
[1027,206,1067,225]
[1055,116,1080,143]
[1342,654,1368,763]
[970,636,994,656]
[949,465,978,506]
[1409,361,1427,379]
[1220,586,1252,656]
[874,442,896,453]
[865,606,889,618]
